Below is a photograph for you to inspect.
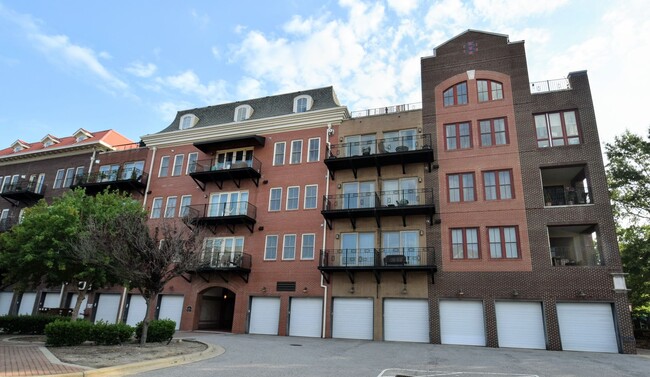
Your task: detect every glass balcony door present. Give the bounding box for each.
[341,233,375,266]
[382,178,417,206]
[382,230,419,264]
[342,181,375,209]
[203,237,244,267]
[208,191,249,217]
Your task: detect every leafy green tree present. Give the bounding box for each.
[618,226,650,316]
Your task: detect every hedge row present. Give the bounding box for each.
[135,319,176,343]
[45,320,134,346]
[0,315,69,334]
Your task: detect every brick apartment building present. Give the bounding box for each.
[0,30,634,353]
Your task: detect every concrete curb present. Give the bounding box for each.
[34,340,224,377]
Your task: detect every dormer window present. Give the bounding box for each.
[234,105,253,122]
[41,135,59,148]
[293,95,313,113]
[43,140,53,147]
[179,114,197,130]
[76,135,87,142]
[10,140,29,153]
[13,146,23,152]
[73,128,92,143]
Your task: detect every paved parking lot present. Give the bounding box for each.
[137,332,650,377]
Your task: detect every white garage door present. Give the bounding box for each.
[68,294,89,319]
[18,292,37,315]
[0,292,14,315]
[556,302,618,353]
[439,300,486,346]
[332,298,373,340]
[158,295,184,330]
[289,298,323,338]
[42,292,61,309]
[384,299,429,343]
[125,295,147,327]
[249,297,281,335]
[94,293,121,323]
[495,301,546,349]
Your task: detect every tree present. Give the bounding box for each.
[0,189,144,318]
[618,226,650,316]
[84,212,203,344]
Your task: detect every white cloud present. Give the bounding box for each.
[190,9,210,29]
[211,46,220,59]
[156,101,194,123]
[125,61,157,78]
[472,0,569,24]
[98,51,112,59]
[236,77,264,99]
[156,70,228,104]
[386,0,419,16]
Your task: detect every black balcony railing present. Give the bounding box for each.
[73,168,148,195]
[550,246,602,267]
[0,179,46,204]
[198,251,252,270]
[185,201,257,233]
[543,187,592,206]
[189,157,262,190]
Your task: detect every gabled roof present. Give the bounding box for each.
[10,140,31,150]
[40,134,61,145]
[432,29,511,55]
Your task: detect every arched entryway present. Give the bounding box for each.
[197,287,236,331]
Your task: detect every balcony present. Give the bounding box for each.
[73,168,148,196]
[324,134,435,179]
[321,188,435,229]
[541,165,592,207]
[549,225,603,267]
[184,201,257,234]
[544,186,592,206]
[318,247,437,284]
[0,217,17,232]
[349,102,422,118]
[189,157,261,191]
[193,251,252,283]
[0,179,46,205]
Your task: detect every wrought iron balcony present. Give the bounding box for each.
[189,157,262,190]
[193,251,252,283]
[0,179,46,205]
[543,187,592,206]
[324,134,435,179]
[318,247,437,284]
[184,201,257,233]
[72,168,148,196]
[321,188,435,228]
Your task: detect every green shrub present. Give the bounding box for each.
[45,320,93,346]
[135,319,176,343]
[0,315,70,335]
[90,321,134,345]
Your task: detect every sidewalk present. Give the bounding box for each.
[0,337,87,376]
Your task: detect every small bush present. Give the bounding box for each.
[0,315,70,335]
[45,320,93,346]
[135,319,176,343]
[91,321,134,345]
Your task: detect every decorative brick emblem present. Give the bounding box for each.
[463,41,478,55]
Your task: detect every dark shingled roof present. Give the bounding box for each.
[157,86,341,134]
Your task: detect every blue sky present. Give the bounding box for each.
[1,0,648,149]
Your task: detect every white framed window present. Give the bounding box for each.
[53,169,65,189]
[164,196,177,218]
[234,104,253,121]
[159,156,170,177]
[122,161,144,180]
[63,168,75,188]
[307,137,320,162]
[301,234,315,260]
[290,140,302,164]
[172,154,184,176]
[287,186,299,210]
[35,174,45,194]
[202,237,244,267]
[187,152,198,174]
[269,188,282,212]
[264,235,278,260]
[208,191,249,216]
[293,95,313,113]
[179,195,192,217]
[74,166,85,182]
[179,114,196,130]
[304,185,318,209]
[0,209,9,222]
[273,142,286,166]
[151,197,163,218]
[283,234,296,260]
[1,176,11,192]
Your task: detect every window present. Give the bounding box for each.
[151,197,163,218]
[484,170,513,200]
[383,129,417,152]
[74,166,85,182]
[293,95,313,113]
[43,140,53,147]
[63,168,75,188]
[265,235,278,260]
[535,110,580,147]
[202,237,244,267]
[274,142,285,166]
[290,140,302,164]
[121,161,144,180]
[307,138,320,162]
[159,156,170,177]
[287,186,299,210]
[98,164,119,181]
[448,173,475,202]
[179,195,192,217]
[304,185,318,209]
[35,174,45,193]
[171,154,184,176]
[208,191,249,216]
[179,114,195,130]
[382,177,417,206]
[479,118,508,146]
[443,82,468,106]
[382,231,419,264]
[214,149,252,170]
[164,197,177,218]
[269,188,282,211]
[342,181,375,209]
[283,234,296,260]
[341,232,375,266]
[53,169,65,189]
[301,234,315,260]
[1,176,10,192]
[451,228,479,259]
[489,226,519,258]
[0,209,8,223]
[234,104,253,121]
[187,152,198,174]
[344,134,376,156]
[477,80,503,102]
[445,122,472,150]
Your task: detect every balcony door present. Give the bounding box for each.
[342,181,375,209]
[216,149,253,170]
[122,161,145,180]
[208,191,249,216]
[384,129,417,152]
[382,230,419,264]
[341,233,375,266]
[203,237,244,267]
[382,178,418,206]
[344,134,376,157]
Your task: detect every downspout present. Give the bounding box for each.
[320,123,332,338]
[88,149,97,175]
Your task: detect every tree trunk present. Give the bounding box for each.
[70,289,87,319]
[139,292,159,345]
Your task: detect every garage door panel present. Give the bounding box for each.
[95,293,120,323]
[126,295,147,327]
[495,301,546,350]
[158,295,184,330]
[249,297,281,335]
[332,298,373,340]
[18,293,37,316]
[0,292,14,315]
[557,303,618,353]
[439,300,486,346]
[289,298,323,338]
[384,299,429,343]
[42,292,61,309]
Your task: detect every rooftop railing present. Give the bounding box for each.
[350,102,422,118]
[530,78,571,94]
[327,134,432,158]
